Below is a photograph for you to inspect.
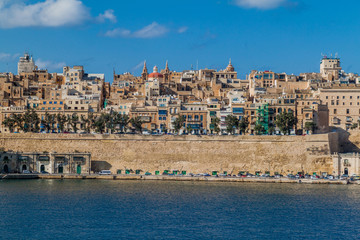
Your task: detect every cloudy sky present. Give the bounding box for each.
[0,0,359,80]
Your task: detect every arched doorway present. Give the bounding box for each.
[77,164,81,174]
[58,164,63,174]
[344,168,349,175]
[40,165,45,172]
[3,165,9,173]
[22,165,27,171]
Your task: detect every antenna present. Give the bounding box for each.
[196,60,199,70]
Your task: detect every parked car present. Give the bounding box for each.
[340,174,349,180]
[99,170,111,175]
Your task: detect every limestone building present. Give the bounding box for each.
[18,53,35,74]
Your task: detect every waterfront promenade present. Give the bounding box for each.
[0,173,351,184]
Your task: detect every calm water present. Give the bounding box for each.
[0,180,359,239]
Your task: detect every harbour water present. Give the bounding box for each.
[0,180,359,239]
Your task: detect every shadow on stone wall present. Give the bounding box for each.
[334,128,360,153]
[91,161,112,173]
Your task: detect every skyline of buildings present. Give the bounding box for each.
[1,52,360,135]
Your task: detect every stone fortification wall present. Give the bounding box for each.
[0,133,338,175]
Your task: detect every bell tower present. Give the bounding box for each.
[141,61,148,83]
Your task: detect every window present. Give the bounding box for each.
[54,101,57,104]
[43,101,46,105]
[343,96,345,99]
[346,109,350,114]
[334,109,337,114]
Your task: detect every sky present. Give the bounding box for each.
[0,0,360,82]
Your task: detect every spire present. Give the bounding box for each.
[165,60,169,70]
[142,61,148,74]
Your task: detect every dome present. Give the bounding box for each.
[148,65,163,79]
[148,72,163,78]
[225,59,235,72]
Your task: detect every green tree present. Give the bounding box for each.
[41,112,56,133]
[30,109,40,133]
[81,113,95,133]
[130,116,143,133]
[22,110,32,132]
[2,116,16,133]
[238,117,249,135]
[118,113,130,133]
[57,113,68,133]
[254,123,265,135]
[225,115,239,135]
[68,113,79,133]
[305,121,317,133]
[172,115,185,134]
[94,114,106,134]
[186,124,192,134]
[13,114,24,132]
[268,124,276,135]
[275,111,297,135]
[211,117,221,134]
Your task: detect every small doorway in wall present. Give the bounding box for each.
[3,165,9,173]
[58,164,63,174]
[22,165,27,171]
[344,168,349,175]
[40,165,45,172]
[76,164,81,174]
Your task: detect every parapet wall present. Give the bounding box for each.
[0,133,339,175]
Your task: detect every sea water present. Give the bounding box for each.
[0,180,359,239]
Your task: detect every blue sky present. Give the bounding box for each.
[0,0,360,81]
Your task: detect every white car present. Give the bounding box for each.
[99,170,111,175]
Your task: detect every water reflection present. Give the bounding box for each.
[0,180,359,239]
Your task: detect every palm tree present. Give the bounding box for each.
[81,113,93,133]
[57,113,68,133]
[225,115,239,135]
[118,113,130,133]
[172,115,185,134]
[238,117,249,135]
[130,116,143,134]
[68,113,79,133]
[94,114,106,134]
[30,110,40,133]
[211,117,221,135]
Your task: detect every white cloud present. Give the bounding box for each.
[233,0,288,9]
[178,26,188,34]
[36,59,65,71]
[96,9,117,23]
[0,52,20,61]
[105,22,169,39]
[0,0,97,28]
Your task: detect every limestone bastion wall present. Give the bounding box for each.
[0,133,339,175]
